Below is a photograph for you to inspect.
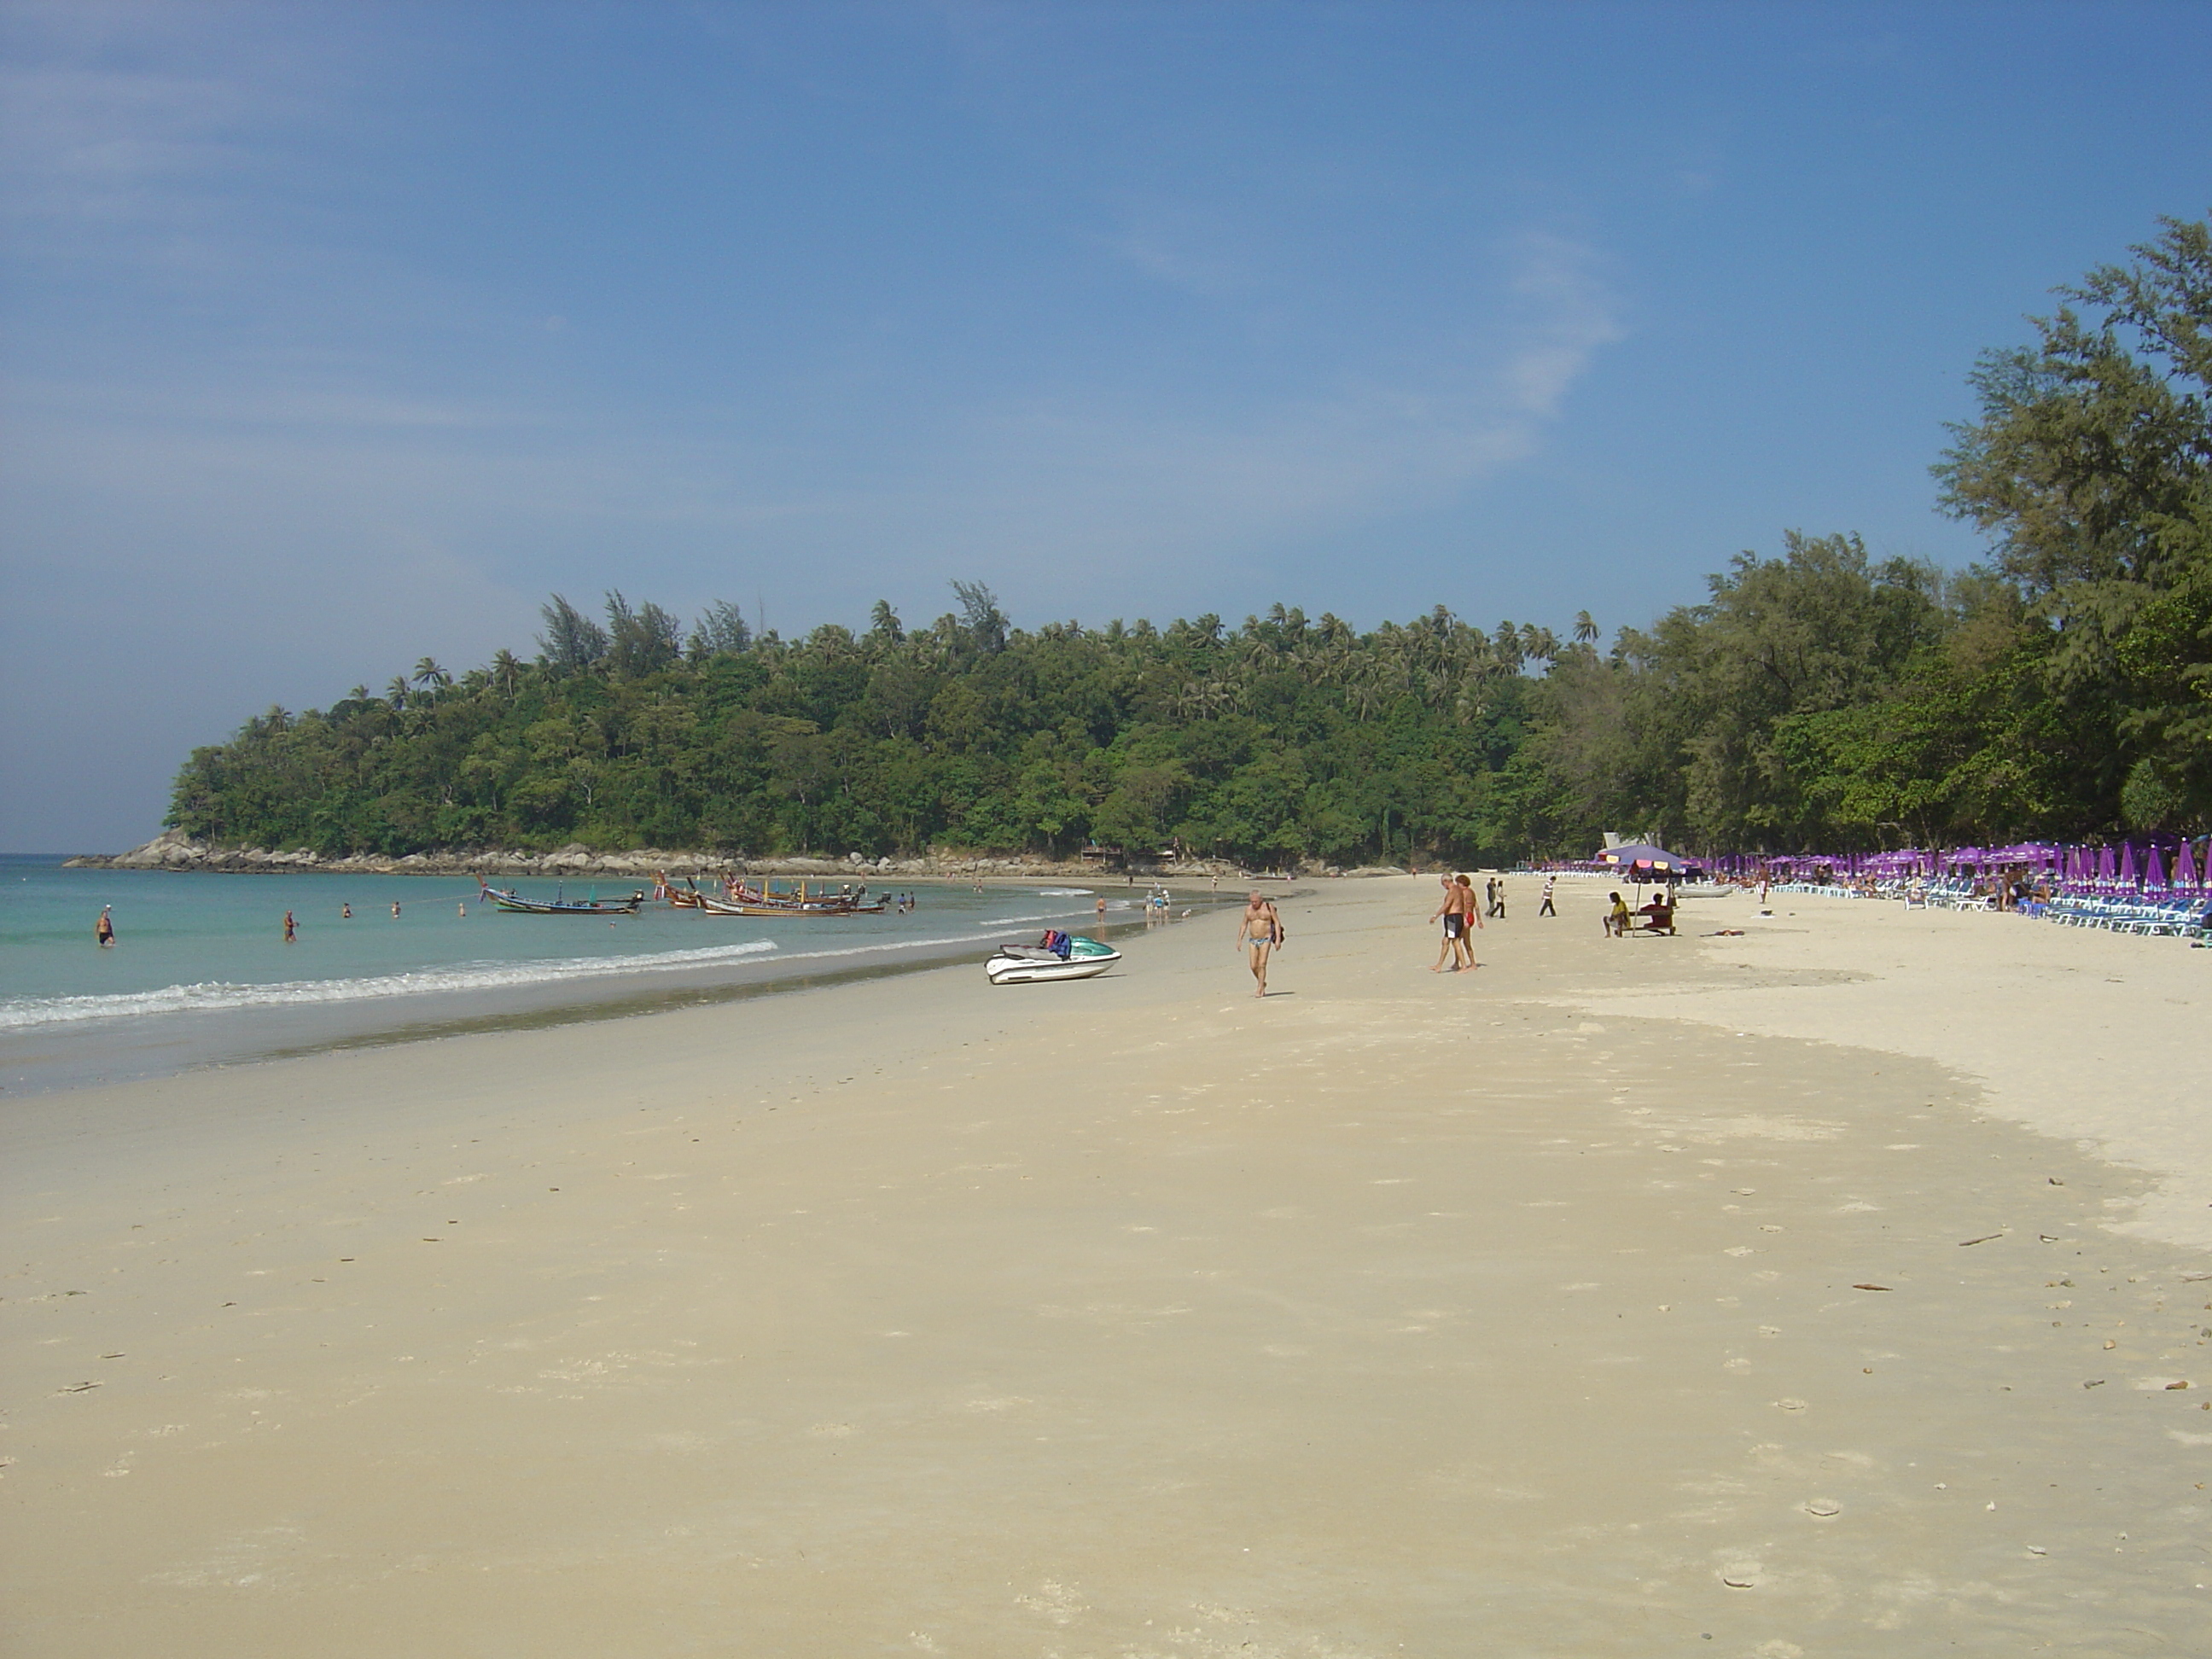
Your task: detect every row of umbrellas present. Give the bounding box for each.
[1704,838,2212,892]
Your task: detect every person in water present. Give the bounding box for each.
[341,902,352,919]
[391,901,401,918]
[1237,891,1284,998]
[95,905,115,947]
[282,910,297,943]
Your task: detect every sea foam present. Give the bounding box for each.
[0,938,783,1029]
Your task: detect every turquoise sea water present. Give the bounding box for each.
[0,856,1147,1096]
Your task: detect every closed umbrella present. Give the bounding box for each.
[2180,839,2201,890]
[2146,844,2167,891]
[2098,845,2116,883]
[2120,842,2138,887]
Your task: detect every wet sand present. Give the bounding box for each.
[4,876,2209,1655]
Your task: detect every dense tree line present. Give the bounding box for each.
[169,584,1553,866]
[170,215,2209,864]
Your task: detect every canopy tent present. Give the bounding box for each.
[1594,841,1704,882]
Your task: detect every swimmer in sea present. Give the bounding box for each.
[95,905,115,947]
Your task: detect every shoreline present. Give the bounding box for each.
[6,874,2207,1652]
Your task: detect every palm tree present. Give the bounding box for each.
[412,657,451,689]
[386,675,412,709]
[1573,610,1599,647]
[491,649,521,694]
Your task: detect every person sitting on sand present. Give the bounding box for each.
[1237,891,1284,998]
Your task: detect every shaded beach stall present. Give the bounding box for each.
[1595,841,1704,886]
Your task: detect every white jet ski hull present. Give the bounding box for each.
[985,946,1121,985]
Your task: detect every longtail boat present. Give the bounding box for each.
[479,880,644,916]
[695,877,886,917]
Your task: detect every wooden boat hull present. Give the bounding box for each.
[696,897,888,917]
[480,882,643,916]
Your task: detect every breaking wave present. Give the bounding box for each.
[0,939,783,1030]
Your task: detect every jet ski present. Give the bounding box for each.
[986,930,1121,985]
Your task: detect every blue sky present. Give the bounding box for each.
[3,1,2208,849]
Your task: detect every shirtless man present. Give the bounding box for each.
[1428,875,1461,972]
[1453,872,1483,968]
[1237,891,1284,998]
[95,905,115,947]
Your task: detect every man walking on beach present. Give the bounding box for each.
[1429,875,1460,973]
[1453,872,1483,969]
[1237,891,1284,998]
[1538,874,1557,917]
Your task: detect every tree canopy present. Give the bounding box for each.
[168,215,2210,864]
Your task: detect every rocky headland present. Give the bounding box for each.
[66,829,1400,881]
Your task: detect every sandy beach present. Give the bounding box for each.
[4,875,2209,1655]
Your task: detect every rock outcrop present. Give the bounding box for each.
[64,834,1339,880]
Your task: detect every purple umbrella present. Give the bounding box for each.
[2180,839,2202,890]
[2098,845,2116,882]
[2120,843,2137,886]
[2146,844,2167,891]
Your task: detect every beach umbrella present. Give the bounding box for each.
[1593,841,1701,882]
[2146,844,2166,890]
[2120,842,2137,886]
[2180,839,2201,890]
[2098,844,2116,882]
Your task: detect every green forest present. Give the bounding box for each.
[168,216,2211,866]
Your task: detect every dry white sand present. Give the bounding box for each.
[5,876,2209,1656]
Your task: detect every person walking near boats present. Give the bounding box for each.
[1237,891,1284,998]
[94,905,115,947]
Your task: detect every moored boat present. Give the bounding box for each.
[687,876,887,917]
[479,880,644,915]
